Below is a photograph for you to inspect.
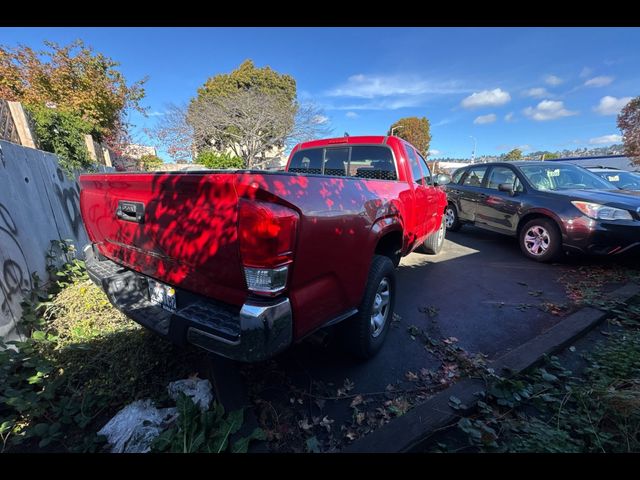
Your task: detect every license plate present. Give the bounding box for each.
[148,279,177,312]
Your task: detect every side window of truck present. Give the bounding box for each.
[405,145,424,185]
[417,153,432,185]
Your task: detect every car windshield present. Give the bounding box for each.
[519,164,613,191]
[593,171,640,191]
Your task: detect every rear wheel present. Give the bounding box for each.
[519,218,562,262]
[422,214,446,255]
[340,255,395,360]
[444,204,461,232]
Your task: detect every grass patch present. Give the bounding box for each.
[0,252,205,452]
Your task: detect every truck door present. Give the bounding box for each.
[404,144,429,242]
[416,151,439,234]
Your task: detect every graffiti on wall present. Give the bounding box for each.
[0,203,33,324]
[53,168,83,237]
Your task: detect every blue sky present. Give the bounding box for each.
[1,27,639,160]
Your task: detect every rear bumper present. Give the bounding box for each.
[83,244,292,362]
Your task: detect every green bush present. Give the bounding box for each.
[138,154,164,171]
[26,105,94,176]
[196,150,245,170]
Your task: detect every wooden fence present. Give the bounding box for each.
[0,99,143,171]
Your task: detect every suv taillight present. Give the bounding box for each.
[238,199,298,296]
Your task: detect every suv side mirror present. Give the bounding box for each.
[434,173,451,186]
[498,183,515,195]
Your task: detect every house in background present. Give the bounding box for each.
[122,144,158,160]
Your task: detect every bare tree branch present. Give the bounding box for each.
[151,90,331,168]
[145,103,194,161]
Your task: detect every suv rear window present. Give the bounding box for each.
[288,146,397,180]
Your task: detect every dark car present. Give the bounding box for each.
[587,167,640,191]
[445,161,640,262]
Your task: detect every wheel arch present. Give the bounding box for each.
[517,210,565,238]
[372,221,404,268]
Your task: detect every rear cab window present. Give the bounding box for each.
[288,145,397,180]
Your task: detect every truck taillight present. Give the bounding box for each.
[238,200,298,296]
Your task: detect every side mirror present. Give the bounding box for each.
[434,173,451,186]
[498,183,515,195]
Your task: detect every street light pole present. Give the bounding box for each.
[391,125,403,136]
[470,136,477,163]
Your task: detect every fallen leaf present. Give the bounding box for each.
[405,371,419,382]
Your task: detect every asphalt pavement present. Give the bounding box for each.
[238,225,596,450]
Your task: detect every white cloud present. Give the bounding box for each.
[579,67,593,78]
[544,74,564,86]
[326,73,467,98]
[504,112,514,122]
[474,113,497,125]
[523,87,550,98]
[428,149,442,156]
[345,111,359,119]
[312,115,329,124]
[329,98,425,111]
[594,96,632,115]
[517,144,532,151]
[461,88,511,109]
[523,100,577,121]
[589,134,622,145]
[433,118,453,127]
[148,111,165,117]
[584,76,614,87]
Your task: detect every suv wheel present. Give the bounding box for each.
[519,218,562,262]
[444,204,461,232]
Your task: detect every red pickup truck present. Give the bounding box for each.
[79,135,450,362]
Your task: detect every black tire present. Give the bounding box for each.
[444,203,462,232]
[519,217,562,262]
[422,214,446,255]
[340,255,395,360]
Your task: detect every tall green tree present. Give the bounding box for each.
[195,59,296,103]
[387,117,431,155]
[504,148,523,161]
[0,39,146,150]
[162,59,329,167]
[190,59,297,154]
[617,96,640,164]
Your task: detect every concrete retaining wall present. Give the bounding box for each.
[0,139,109,340]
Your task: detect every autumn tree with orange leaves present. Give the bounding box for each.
[0,40,146,152]
[387,117,431,156]
[617,96,640,164]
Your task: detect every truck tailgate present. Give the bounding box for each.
[79,172,247,307]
